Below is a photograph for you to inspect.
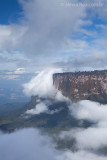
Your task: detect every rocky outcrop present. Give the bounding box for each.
[53,70,107,103]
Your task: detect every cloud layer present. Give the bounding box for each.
[59,100,107,153]
[26,102,48,115]
[23,68,69,115]
[23,68,60,98]
[0,127,107,160]
[0,128,58,160]
[23,68,68,101]
[70,100,107,123]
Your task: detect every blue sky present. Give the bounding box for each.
[0,0,22,24]
[0,0,107,73]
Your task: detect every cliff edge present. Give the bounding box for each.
[53,70,107,103]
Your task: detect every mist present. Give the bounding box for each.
[23,68,69,115]
[1,127,107,160]
[0,128,59,160]
[59,100,107,154]
[23,68,62,98]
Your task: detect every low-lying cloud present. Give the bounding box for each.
[0,128,107,160]
[23,68,61,98]
[0,128,58,160]
[23,68,69,101]
[75,127,107,150]
[70,100,107,123]
[23,68,70,115]
[26,102,48,115]
[59,100,107,153]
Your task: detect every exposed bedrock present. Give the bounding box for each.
[53,70,107,103]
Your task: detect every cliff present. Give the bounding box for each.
[53,70,107,103]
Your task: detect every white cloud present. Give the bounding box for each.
[0,128,107,160]
[70,100,107,123]
[23,68,71,115]
[23,68,62,98]
[0,0,91,72]
[0,0,86,54]
[26,102,48,115]
[0,0,106,71]
[0,25,26,51]
[55,91,70,102]
[23,68,72,105]
[18,0,86,55]
[14,68,26,74]
[58,150,107,160]
[0,128,58,160]
[75,127,107,150]
[59,100,107,152]
[60,127,107,150]
[7,68,27,75]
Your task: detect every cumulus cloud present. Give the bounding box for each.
[0,128,58,160]
[0,0,86,54]
[55,91,70,102]
[0,0,106,71]
[70,100,107,123]
[23,68,59,98]
[18,0,86,55]
[70,100,107,150]
[23,68,68,101]
[0,128,107,160]
[75,127,107,150]
[59,100,107,152]
[60,127,107,150]
[23,68,70,115]
[26,102,48,115]
[25,96,68,115]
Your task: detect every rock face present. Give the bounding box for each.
[53,70,107,103]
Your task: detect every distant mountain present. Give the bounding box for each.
[53,70,107,103]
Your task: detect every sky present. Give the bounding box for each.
[0,0,22,24]
[0,0,107,73]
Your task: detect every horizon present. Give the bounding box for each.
[53,69,107,74]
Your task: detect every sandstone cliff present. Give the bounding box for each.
[53,70,107,103]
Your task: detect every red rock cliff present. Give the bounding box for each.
[53,70,107,103]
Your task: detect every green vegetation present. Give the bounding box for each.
[0,99,92,133]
